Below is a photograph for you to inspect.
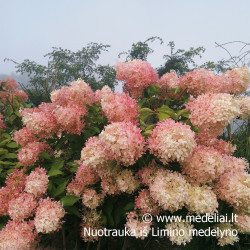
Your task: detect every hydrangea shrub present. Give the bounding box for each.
[0,62,249,249]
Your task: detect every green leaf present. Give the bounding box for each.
[14,111,21,117]
[109,160,117,171]
[157,105,176,120]
[100,214,107,225]
[3,153,17,159]
[39,152,51,160]
[176,109,190,119]
[60,195,81,207]
[157,111,171,121]
[2,133,11,140]
[0,216,8,230]
[169,87,183,94]
[50,159,64,170]
[123,202,134,212]
[174,86,183,94]
[139,108,154,121]
[142,130,152,136]
[0,161,16,165]
[7,169,15,174]
[0,139,11,147]
[9,115,16,125]
[48,169,63,177]
[64,206,80,217]
[0,148,8,155]
[147,84,160,96]
[6,106,13,117]
[6,142,18,148]
[145,124,156,131]
[52,180,68,197]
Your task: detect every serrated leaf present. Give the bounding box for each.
[60,195,81,207]
[6,142,18,148]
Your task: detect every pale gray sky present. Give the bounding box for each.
[1,0,249,77]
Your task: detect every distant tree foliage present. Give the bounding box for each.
[5,43,117,106]
[118,36,163,61]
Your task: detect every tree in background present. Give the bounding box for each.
[5,43,117,106]
[118,36,163,61]
[119,38,231,77]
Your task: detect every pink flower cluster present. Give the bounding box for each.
[182,145,225,184]
[158,70,179,99]
[115,60,159,98]
[94,85,113,102]
[148,119,196,164]
[135,189,162,215]
[196,133,236,155]
[101,92,139,123]
[0,169,26,216]
[236,95,250,119]
[125,211,151,239]
[50,79,95,107]
[20,105,58,139]
[185,185,218,215]
[179,67,249,96]
[0,76,28,104]
[179,68,219,95]
[0,220,36,250]
[25,167,49,197]
[82,189,104,210]
[34,197,65,234]
[149,169,189,213]
[67,165,100,197]
[99,122,146,166]
[80,137,111,178]
[165,221,194,246]
[18,141,52,166]
[0,168,66,248]
[186,93,240,136]
[215,171,250,213]
[13,127,37,147]
[54,104,87,135]
[220,67,250,95]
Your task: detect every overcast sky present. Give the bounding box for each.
[1,0,249,78]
